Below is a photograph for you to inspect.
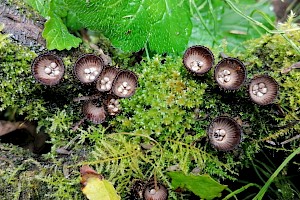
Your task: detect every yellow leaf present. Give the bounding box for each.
[82,177,121,200]
[80,165,120,200]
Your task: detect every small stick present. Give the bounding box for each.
[80,29,112,66]
[266,140,277,146]
[281,134,300,145]
[220,52,229,59]
[274,104,285,117]
[56,134,81,155]
[73,94,102,102]
[71,117,86,131]
[281,61,300,74]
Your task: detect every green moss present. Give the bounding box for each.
[79,56,269,198]
[0,142,89,200]
[236,22,300,149]
[0,29,40,117]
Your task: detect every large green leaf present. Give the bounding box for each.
[168,172,227,200]
[64,0,192,53]
[26,0,274,52]
[26,0,192,53]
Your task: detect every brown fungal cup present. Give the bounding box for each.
[112,70,138,98]
[183,45,214,75]
[143,182,168,200]
[82,100,107,124]
[214,58,247,90]
[130,179,145,200]
[96,66,120,92]
[249,75,279,105]
[31,53,65,86]
[207,116,242,151]
[104,95,121,116]
[74,54,104,84]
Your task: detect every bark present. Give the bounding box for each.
[0,1,45,47]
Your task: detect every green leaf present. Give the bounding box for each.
[25,0,50,17]
[66,10,84,31]
[63,0,193,53]
[42,14,82,50]
[26,0,274,52]
[168,172,227,200]
[51,0,68,17]
[26,0,81,50]
[189,0,275,50]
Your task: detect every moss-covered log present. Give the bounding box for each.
[1,4,300,199]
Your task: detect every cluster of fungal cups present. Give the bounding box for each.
[183,45,280,151]
[31,53,138,125]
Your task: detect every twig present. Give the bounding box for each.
[281,61,300,74]
[220,52,229,59]
[73,94,102,102]
[71,117,86,131]
[81,29,112,65]
[280,134,300,145]
[56,134,81,155]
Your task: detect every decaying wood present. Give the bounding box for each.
[0,2,45,47]
[0,120,49,153]
[0,120,22,136]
